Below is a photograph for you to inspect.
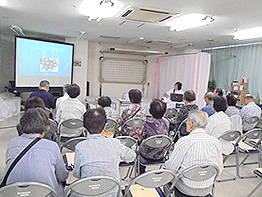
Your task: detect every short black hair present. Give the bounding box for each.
[67,84,80,98]
[175,82,182,90]
[83,108,107,134]
[215,88,223,96]
[98,96,111,108]
[39,80,50,87]
[213,96,227,112]
[204,92,214,101]
[184,90,196,102]
[149,99,166,119]
[25,97,45,111]
[129,89,142,104]
[20,108,50,134]
[226,94,237,106]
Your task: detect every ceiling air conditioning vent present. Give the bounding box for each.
[117,6,179,23]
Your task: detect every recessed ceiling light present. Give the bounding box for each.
[166,14,215,32]
[233,27,262,40]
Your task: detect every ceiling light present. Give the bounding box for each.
[79,0,123,22]
[233,27,262,40]
[166,14,215,32]
[10,25,25,36]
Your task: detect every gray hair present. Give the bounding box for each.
[39,80,50,87]
[188,110,208,128]
[244,94,253,100]
[204,92,214,101]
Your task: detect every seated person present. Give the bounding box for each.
[173,90,198,136]
[56,84,86,140]
[73,108,136,197]
[213,88,223,96]
[225,94,240,117]
[206,96,232,155]
[202,92,215,116]
[98,96,117,120]
[56,83,70,109]
[4,108,68,197]
[241,94,261,132]
[118,89,146,139]
[16,97,57,141]
[30,80,55,109]
[139,99,169,174]
[165,110,223,197]
[164,81,184,98]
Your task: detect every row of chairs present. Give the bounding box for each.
[0,164,219,197]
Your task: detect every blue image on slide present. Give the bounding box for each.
[17,38,73,77]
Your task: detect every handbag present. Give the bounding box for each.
[0,137,41,188]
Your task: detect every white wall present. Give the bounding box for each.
[88,42,158,98]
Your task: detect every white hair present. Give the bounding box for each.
[188,110,208,128]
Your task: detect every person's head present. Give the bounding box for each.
[214,88,223,96]
[25,97,45,111]
[187,110,208,132]
[63,84,70,95]
[184,90,196,103]
[129,89,142,104]
[174,82,182,90]
[204,92,214,104]
[98,96,112,108]
[20,108,50,135]
[39,80,50,91]
[149,99,167,119]
[83,108,107,134]
[244,94,254,105]
[226,94,237,106]
[67,83,80,98]
[213,96,227,112]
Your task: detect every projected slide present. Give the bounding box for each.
[15,37,74,87]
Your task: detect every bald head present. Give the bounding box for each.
[204,92,214,104]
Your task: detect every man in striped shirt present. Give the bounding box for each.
[165,110,223,197]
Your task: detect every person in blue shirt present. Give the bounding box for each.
[202,92,215,116]
[30,80,55,109]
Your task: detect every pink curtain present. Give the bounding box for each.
[155,53,211,108]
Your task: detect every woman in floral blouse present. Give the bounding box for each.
[118,89,146,138]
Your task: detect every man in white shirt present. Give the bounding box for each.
[165,110,223,197]
[241,94,261,132]
[164,81,184,98]
[56,83,86,139]
[56,84,70,109]
[206,96,232,155]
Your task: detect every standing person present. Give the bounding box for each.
[202,92,215,116]
[118,89,146,139]
[98,96,117,120]
[56,83,86,140]
[30,80,55,109]
[73,108,136,197]
[56,84,70,109]
[225,94,240,117]
[164,81,184,98]
[4,108,68,197]
[165,110,223,197]
[241,94,261,132]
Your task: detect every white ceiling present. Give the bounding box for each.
[1,0,262,50]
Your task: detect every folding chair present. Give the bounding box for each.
[60,137,87,153]
[177,118,188,139]
[58,119,86,145]
[46,118,58,142]
[247,169,262,197]
[45,107,54,119]
[124,169,176,197]
[137,135,172,175]
[164,108,178,120]
[120,118,145,137]
[216,130,242,182]
[0,182,58,197]
[117,136,137,180]
[243,116,260,133]
[106,118,118,136]
[64,176,121,197]
[168,164,219,197]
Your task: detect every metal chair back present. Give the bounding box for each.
[123,118,145,131]
[177,118,188,138]
[243,128,262,143]
[141,135,172,149]
[116,136,137,148]
[219,130,242,144]
[64,176,121,197]
[60,137,87,152]
[244,116,259,124]
[106,118,118,134]
[0,182,58,197]
[124,169,176,197]
[164,108,178,119]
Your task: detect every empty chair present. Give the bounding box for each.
[124,169,176,197]
[217,130,242,181]
[137,135,172,175]
[64,176,121,197]
[0,182,58,197]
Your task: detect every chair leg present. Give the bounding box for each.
[247,181,262,197]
